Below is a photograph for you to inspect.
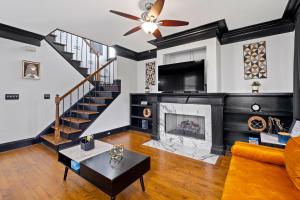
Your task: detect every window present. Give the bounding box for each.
[108,47,116,59]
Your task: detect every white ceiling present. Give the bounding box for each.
[0,0,289,52]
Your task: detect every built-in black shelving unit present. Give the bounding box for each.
[224,93,293,149]
[130,94,158,139]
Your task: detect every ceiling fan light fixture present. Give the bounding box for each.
[141,22,158,34]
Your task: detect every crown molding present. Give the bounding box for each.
[114,45,157,61]
[221,18,295,45]
[0,23,44,46]
[283,0,300,22]
[148,20,228,49]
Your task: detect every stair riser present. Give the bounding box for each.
[62,121,90,130]
[84,98,113,104]
[71,60,81,67]
[70,113,98,120]
[62,52,73,60]
[92,91,119,98]
[47,35,56,43]
[52,43,65,52]
[61,132,82,140]
[79,105,106,112]
[95,85,120,92]
[77,67,88,75]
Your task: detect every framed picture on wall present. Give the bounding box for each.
[22,60,40,80]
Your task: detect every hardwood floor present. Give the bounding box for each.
[0,131,230,200]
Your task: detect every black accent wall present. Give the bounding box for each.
[294,10,300,120]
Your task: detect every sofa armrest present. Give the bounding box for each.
[231,142,285,166]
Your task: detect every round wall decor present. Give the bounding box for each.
[248,116,267,132]
[143,108,152,118]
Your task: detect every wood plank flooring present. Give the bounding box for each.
[0,131,230,200]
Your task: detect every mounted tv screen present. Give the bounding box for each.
[158,60,205,93]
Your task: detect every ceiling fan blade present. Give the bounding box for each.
[110,10,140,21]
[159,20,189,27]
[149,0,165,19]
[153,29,162,39]
[124,26,142,36]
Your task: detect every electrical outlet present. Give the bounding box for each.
[44,94,50,99]
[5,94,19,100]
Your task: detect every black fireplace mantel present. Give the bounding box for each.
[130,93,226,155]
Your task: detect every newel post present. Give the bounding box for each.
[54,94,61,141]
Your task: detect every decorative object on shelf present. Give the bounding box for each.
[143,108,152,118]
[109,144,124,162]
[251,81,261,93]
[80,135,95,151]
[251,103,261,112]
[141,101,148,105]
[22,60,40,80]
[267,117,284,134]
[249,137,259,145]
[71,160,80,172]
[290,120,300,137]
[248,116,267,132]
[243,41,267,80]
[278,132,291,144]
[146,61,156,86]
[142,120,149,129]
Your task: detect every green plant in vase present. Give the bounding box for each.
[251,81,261,93]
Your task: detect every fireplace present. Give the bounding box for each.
[165,113,205,139]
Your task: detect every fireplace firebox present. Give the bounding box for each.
[165,113,205,139]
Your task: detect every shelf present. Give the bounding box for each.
[224,108,292,117]
[224,122,260,135]
[130,115,152,121]
[131,104,152,108]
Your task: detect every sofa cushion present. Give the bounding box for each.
[222,156,300,200]
[232,141,285,166]
[285,137,300,191]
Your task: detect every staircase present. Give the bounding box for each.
[45,29,115,79]
[41,31,120,150]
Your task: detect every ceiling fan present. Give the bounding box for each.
[110,0,189,39]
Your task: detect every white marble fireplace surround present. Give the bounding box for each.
[143,103,219,165]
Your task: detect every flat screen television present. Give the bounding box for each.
[158,60,205,93]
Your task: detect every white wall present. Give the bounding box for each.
[82,57,138,135]
[156,38,221,92]
[0,38,88,144]
[221,32,295,93]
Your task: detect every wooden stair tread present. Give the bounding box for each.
[41,134,71,146]
[71,110,99,114]
[62,117,91,124]
[79,103,107,107]
[51,125,81,134]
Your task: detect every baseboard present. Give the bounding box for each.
[0,137,40,152]
[93,125,130,140]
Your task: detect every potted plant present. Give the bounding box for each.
[80,135,95,151]
[251,81,261,93]
[145,85,150,93]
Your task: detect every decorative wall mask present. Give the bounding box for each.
[243,41,267,80]
[145,61,156,86]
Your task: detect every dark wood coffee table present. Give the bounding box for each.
[58,141,150,200]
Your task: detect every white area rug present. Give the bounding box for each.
[143,139,219,165]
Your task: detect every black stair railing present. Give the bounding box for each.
[54,58,117,141]
[51,29,115,77]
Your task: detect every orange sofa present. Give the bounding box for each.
[222,138,300,200]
